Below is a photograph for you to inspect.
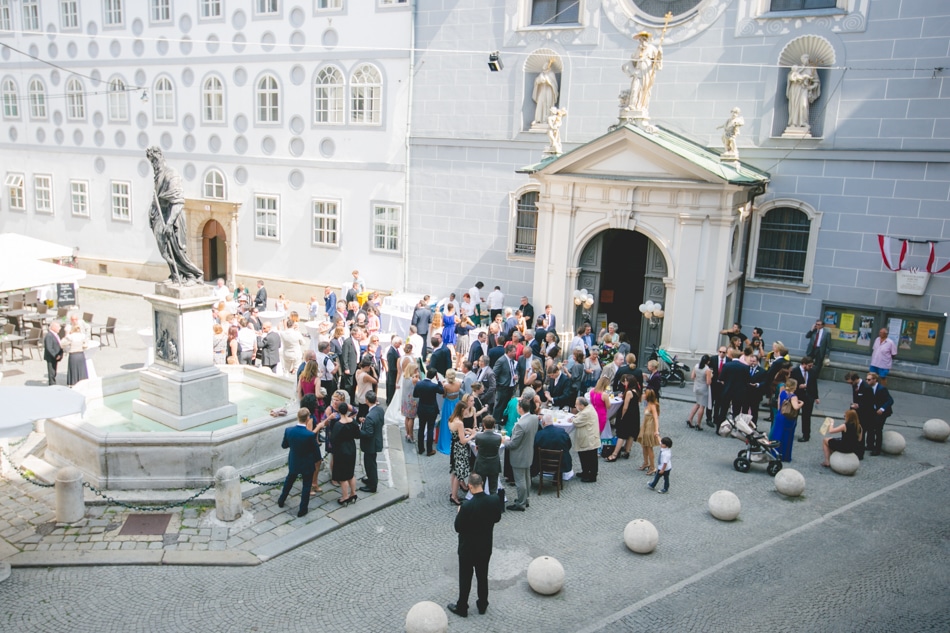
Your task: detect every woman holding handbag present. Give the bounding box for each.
[769,377,803,462]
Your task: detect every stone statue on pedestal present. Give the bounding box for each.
[146,146,204,286]
[545,107,567,156]
[784,54,821,137]
[719,107,745,161]
[532,58,559,127]
[622,32,663,114]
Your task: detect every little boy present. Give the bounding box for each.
[647,437,672,494]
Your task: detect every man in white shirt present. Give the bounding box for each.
[212,278,230,303]
[487,286,505,322]
[468,281,486,325]
[407,325,425,361]
[237,319,258,365]
[436,293,457,313]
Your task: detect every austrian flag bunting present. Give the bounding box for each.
[928,241,950,274]
[877,235,907,271]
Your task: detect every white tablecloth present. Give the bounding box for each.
[380,310,411,336]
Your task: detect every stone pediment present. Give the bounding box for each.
[519,124,769,187]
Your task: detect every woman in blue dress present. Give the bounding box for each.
[442,302,458,360]
[769,377,803,462]
[437,368,461,455]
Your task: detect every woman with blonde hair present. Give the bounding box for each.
[589,375,611,435]
[637,388,661,474]
[447,397,477,505]
[769,377,803,462]
[437,368,461,455]
[400,345,419,442]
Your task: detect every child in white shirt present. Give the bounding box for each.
[647,437,672,494]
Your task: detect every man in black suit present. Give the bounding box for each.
[715,350,750,430]
[413,369,444,455]
[804,319,830,379]
[476,355,497,412]
[258,321,281,373]
[468,331,488,366]
[359,391,385,492]
[253,280,267,310]
[473,416,502,494]
[846,371,873,459]
[385,337,402,404]
[491,344,518,423]
[410,301,432,362]
[447,473,503,618]
[746,356,766,425]
[534,412,572,476]
[340,326,362,401]
[486,335,506,368]
[707,346,728,427]
[278,408,322,517]
[345,281,360,306]
[864,372,894,456]
[502,309,519,339]
[43,322,64,386]
[790,356,819,442]
[545,365,576,409]
[428,335,452,377]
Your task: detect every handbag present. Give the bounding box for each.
[780,395,799,419]
[226,355,238,365]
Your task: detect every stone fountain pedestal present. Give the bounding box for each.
[132,284,236,430]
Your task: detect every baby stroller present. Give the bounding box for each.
[718,412,783,476]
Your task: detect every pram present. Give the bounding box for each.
[718,412,783,476]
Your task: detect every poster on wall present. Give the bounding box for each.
[857,316,875,347]
[916,321,940,347]
[887,318,903,346]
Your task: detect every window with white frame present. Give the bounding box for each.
[256,75,279,123]
[203,169,225,199]
[66,78,85,119]
[108,77,128,121]
[372,204,400,252]
[0,1,11,31]
[530,0,579,25]
[70,180,89,216]
[749,200,821,289]
[202,75,224,123]
[5,174,25,211]
[512,190,539,256]
[28,79,47,119]
[256,0,279,14]
[379,0,408,5]
[200,0,222,18]
[60,0,79,29]
[111,181,131,221]
[22,0,40,31]
[255,195,279,239]
[769,0,836,10]
[316,0,342,9]
[350,64,381,125]
[314,66,344,124]
[153,76,174,122]
[312,200,340,246]
[1,78,18,119]
[104,0,123,25]
[33,174,52,213]
[150,0,170,22]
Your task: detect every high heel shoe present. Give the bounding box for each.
[645,469,656,476]
[637,464,648,471]
[621,451,630,459]
[450,496,461,506]
[345,494,358,506]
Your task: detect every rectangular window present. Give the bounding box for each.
[755,208,810,282]
[200,0,222,19]
[316,0,342,8]
[372,204,400,252]
[312,200,340,246]
[255,195,279,240]
[256,0,279,14]
[104,0,123,26]
[150,0,171,22]
[0,1,12,31]
[769,0,837,11]
[22,0,40,31]
[70,180,88,216]
[379,0,407,5]
[111,181,131,221]
[6,174,25,210]
[60,0,79,28]
[530,0,579,25]
[513,191,539,256]
[34,175,52,213]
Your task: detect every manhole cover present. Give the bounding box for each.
[118,513,172,536]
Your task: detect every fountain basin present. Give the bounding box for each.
[44,366,297,490]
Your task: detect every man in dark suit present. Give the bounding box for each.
[473,416,503,494]
[846,372,873,459]
[746,357,766,425]
[258,321,281,373]
[519,296,534,325]
[278,408,321,517]
[253,280,267,310]
[43,322,64,386]
[428,335,452,377]
[804,319,830,378]
[790,356,819,442]
[487,335,506,368]
[410,301,432,362]
[468,331,488,366]
[516,345,535,392]
[715,350,750,430]
[542,304,557,332]
[447,473,503,618]
[413,369,444,455]
[534,412,572,476]
[504,397,539,512]
[865,372,894,456]
[385,337,402,405]
[491,344,518,423]
[339,326,361,400]
[359,391,385,492]
[345,281,360,306]
[502,309,519,339]
[707,346,728,427]
[323,286,337,318]
[545,365,576,409]
[476,355,497,411]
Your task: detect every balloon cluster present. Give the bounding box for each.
[573,289,594,309]
[639,301,664,320]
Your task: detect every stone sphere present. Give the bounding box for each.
[881,430,906,455]
[708,490,741,521]
[527,556,565,595]
[830,451,860,475]
[405,601,447,633]
[623,519,659,554]
[923,418,950,442]
[774,468,805,497]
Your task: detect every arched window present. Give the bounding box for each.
[749,200,821,289]
[314,66,344,124]
[1,78,18,118]
[203,169,226,199]
[65,78,85,119]
[256,74,279,123]
[153,76,175,122]
[108,77,128,121]
[350,64,381,125]
[202,75,224,123]
[513,191,539,256]
[28,79,47,119]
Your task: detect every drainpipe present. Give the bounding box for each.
[401,1,417,294]
[735,183,767,324]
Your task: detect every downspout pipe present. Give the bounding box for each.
[735,183,767,325]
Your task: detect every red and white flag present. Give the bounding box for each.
[927,241,950,274]
[877,235,907,271]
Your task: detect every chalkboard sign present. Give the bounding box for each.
[56,283,77,307]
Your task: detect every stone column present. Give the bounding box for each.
[565,267,581,336]
[55,467,85,523]
[214,466,243,521]
[229,209,239,290]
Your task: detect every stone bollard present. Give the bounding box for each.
[922,419,950,442]
[829,451,860,475]
[55,467,85,524]
[623,519,658,554]
[214,466,243,522]
[405,601,448,633]
[708,490,741,521]
[881,431,906,455]
[774,468,805,497]
[527,555,565,595]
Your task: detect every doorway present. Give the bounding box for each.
[201,220,227,282]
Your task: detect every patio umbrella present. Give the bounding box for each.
[0,385,86,438]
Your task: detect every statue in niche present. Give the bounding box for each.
[546,107,567,155]
[532,58,559,126]
[146,146,204,285]
[622,31,663,113]
[785,54,821,132]
[719,107,745,160]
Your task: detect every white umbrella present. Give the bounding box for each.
[0,386,86,438]
[0,256,86,294]
[0,233,74,261]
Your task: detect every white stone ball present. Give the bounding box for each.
[774,468,805,497]
[708,490,741,521]
[405,601,448,633]
[829,451,860,475]
[526,556,565,595]
[923,418,950,442]
[623,519,659,554]
[881,430,906,455]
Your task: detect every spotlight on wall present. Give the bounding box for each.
[488,51,503,72]
[140,90,149,102]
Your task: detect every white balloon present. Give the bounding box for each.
[573,290,581,299]
[645,301,656,311]
[638,304,647,313]
[579,288,587,296]
[653,303,662,312]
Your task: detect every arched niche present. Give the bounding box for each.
[523,48,563,132]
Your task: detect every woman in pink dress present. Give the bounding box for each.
[589,375,610,435]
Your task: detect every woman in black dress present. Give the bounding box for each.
[606,372,641,461]
[329,401,361,505]
[821,409,864,467]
